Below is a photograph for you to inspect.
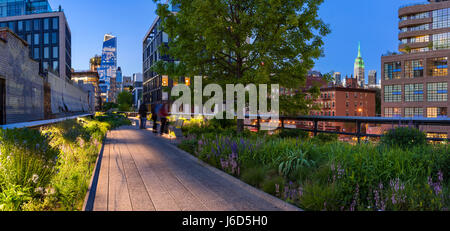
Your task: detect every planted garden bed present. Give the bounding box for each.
[0,113,130,211]
[177,119,449,211]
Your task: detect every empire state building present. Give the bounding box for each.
[354,43,365,88]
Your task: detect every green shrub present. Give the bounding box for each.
[278,129,309,140]
[262,176,285,196]
[313,133,338,143]
[381,127,427,149]
[241,167,267,187]
[178,139,197,154]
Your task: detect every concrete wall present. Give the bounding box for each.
[46,72,90,114]
[0,29,45,124]
[0,28,91,124]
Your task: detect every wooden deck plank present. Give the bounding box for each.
[107,130,133,211]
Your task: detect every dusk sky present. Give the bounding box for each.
[48,0,427,81]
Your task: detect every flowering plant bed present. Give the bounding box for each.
[178,124,449,211]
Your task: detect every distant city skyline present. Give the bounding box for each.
[46,0,427,79]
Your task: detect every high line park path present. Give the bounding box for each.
[87,120,300,211]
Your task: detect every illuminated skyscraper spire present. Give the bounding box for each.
[354,42,365,88]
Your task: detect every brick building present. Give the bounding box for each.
[381,0,450,138]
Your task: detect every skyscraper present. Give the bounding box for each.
[354,43,365,88]
[333,72,342,86]
[98,34,117,103]
[0,0,72,80]
[368,70,377,86]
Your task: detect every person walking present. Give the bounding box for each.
[138,103,148,129]
[151,104,159,133]
[159,102,169,135]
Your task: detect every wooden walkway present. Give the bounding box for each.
[91,124,300,211]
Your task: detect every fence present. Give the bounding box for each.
[0,113,93,130]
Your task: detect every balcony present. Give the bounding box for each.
[399,17,432,29]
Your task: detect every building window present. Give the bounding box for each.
[34,34,39,45]
[44,18,49,30]
[25,20,31,32]
[384,85,402,102]
[385,108,402,118]
[427,107,448,118]
[51,32,57,44]
[405,108,423,118]
[404,60,424,78]
[410,35,429,44]
[405,84,424,102]
[427,82,448,102]
[33,19,40,31]
[52,17,58,30]
[384,62,402,80]
[44,47,49,59]
[44,33,49,45]
[433,8,450,29]
[428,57,448,76]
[433,32,450,50]
[427,133,448,140]
[53,46,58,58]
[33,48,39,59]
[53,61,59,73]
[18,21,23,31]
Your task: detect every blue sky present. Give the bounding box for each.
[48,0,426,80]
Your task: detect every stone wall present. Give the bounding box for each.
[0,28,92,124]
[46,72,90,114]
[0,29,45,124]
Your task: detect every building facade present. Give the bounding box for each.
[98,34,117,103]
[0,0,71,80]
[143,5,181,108]
[71,70,100,111]
[132,73,143,110]
[1,28,90,124]
[354,43,365,88]
[381,0,450,138]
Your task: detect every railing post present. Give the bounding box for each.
[256,115,261,132]
[281,118,285,129]
[313,119,318,137]
[357,121,362,144]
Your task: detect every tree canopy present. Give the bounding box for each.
[152,0,330,126]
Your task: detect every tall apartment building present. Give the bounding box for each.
[0,0,71,80]
[381,0,450,138]
[142,4,181,107]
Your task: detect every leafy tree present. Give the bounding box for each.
[117,91,133,112]
[153,0,330,131]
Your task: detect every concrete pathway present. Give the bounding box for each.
[91,123,300,211]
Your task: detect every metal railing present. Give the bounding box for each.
[165,113,450,143]
[0,113,93,130]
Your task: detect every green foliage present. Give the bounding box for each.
[241,167,268,188]
[313,133,339,143]
[117,91,133,112]
[262,176,285,196]
[381,127,427,149]
[102,102,118,112]
[181,124,449,211]
[278,129,309,140]
[0,114,128,211]
[277,149,315,180]
[154,0,330,123]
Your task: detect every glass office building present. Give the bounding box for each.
[0,0,72,80]
[98,34,117,103]
[0,0,52,17]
